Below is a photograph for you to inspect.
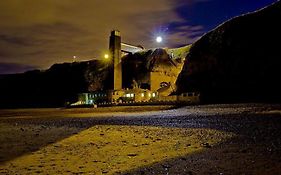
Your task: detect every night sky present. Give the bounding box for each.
[0,0,277,74]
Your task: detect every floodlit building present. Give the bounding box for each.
[113,88,157,103]
[76,91,108,105]
[75,88,158,105]
[71,30,200,106]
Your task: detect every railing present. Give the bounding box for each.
[121,42,144,54]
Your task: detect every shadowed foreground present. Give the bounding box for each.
[0,104,281,174]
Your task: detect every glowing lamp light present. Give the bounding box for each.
[104,54,109,59]
[72,55,77,62]
[156,36,163,43]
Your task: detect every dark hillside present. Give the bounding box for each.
[0,46,188,108]
[177,1,281,103]
[0,60,111,108]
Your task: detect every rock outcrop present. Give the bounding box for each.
[0,60,113,108]
[177,1,281,103]
[122,47,189,92]
[0,46,189,108]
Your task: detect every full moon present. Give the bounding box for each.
[156,36,163,43]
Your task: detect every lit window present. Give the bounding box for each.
[130,94,134,97]
[152,93,156,97]
[148,93,151,97]
[126,94,130,97]
[141,93,144,97]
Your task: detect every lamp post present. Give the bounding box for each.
[104,54,109,59]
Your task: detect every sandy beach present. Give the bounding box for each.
[0,104,280,174]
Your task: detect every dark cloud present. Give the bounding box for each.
[1,0,273,74]
[0,34,30,45]
[0,0,205,73]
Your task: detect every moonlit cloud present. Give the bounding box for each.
[0,0,204,73]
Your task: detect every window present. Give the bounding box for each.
[160,82,169,88]
[152,93,156,97]
[141,93,144,97]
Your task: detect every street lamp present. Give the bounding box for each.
[104,54,109,59]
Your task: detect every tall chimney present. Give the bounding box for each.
[109,30,122,90]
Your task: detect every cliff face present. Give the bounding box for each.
[122,47,189,91]
[176,1,281,103]
[0,60,111,108]
[0,46,189,108]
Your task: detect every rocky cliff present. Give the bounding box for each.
[0,46,189,108]
[176,1,281,103]
[0,60,112,108]
[122,46,189,90]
